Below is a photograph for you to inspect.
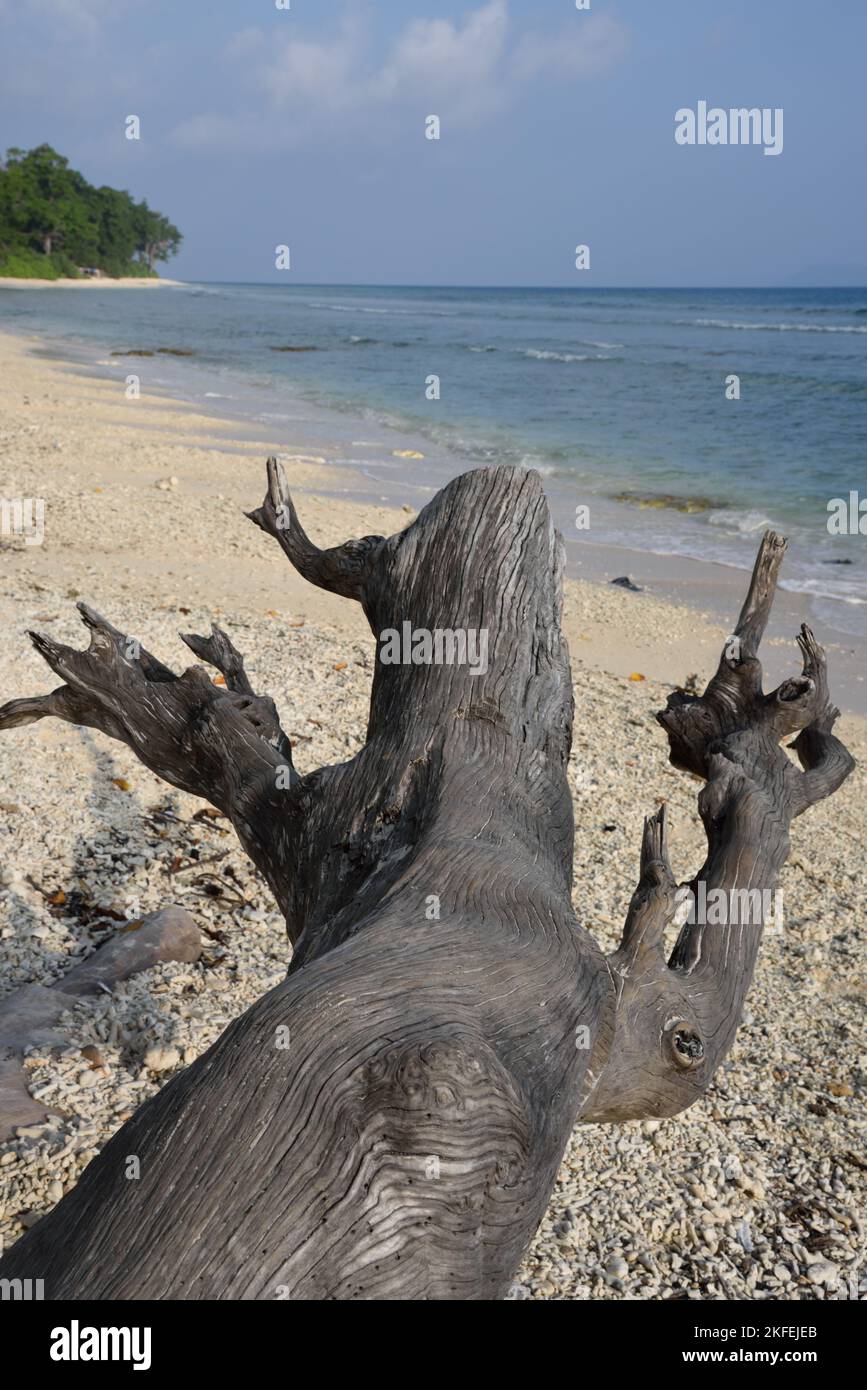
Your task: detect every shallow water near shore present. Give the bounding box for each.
[2,280,866,655]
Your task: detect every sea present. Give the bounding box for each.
[2,282,866,638]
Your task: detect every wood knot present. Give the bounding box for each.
[664,1018,705,1071]
[454,700,505,728]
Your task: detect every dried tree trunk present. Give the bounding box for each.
[0,462,853,1300]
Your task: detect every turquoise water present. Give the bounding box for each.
[2,282,866,629]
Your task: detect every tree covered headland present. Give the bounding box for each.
[0,144,182,279]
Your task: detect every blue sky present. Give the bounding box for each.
[1,0,865,285]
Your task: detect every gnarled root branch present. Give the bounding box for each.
[581,532,855,1123]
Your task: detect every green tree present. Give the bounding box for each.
[0,145,87,255]
[90,184,138,274]
[133,199,182,271]
[0,145,182,277]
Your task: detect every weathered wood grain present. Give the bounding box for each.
[0,462,853,1299]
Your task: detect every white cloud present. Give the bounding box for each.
[17,0,127,35]
[376,0,510,120]
[171,1,631,151]
[224,28,266,62]
[171,113,265,154]
[263,14,367,114]
[512,15,631,83]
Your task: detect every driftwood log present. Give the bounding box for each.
[0,461,854,1300]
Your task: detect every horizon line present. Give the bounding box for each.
[169,280,867,291]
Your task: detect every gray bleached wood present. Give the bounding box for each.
[0,462,853,1298]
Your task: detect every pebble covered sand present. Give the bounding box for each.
[1,329,865,1299]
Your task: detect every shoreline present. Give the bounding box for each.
[2,320,863,713]
[4,281,866,652]
[0,276,185,289]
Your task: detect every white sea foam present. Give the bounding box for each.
[468,344,618,361]
[682,318,867,334]
[520,455,556,475]
[777,577,867,606]
[308,301,457,317]
[523,348,612,363]
[706,508,778,533]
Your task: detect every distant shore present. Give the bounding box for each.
[0,276,184,289]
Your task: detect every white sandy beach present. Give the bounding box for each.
[0,328,864,1299]
[0,277,184,289]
